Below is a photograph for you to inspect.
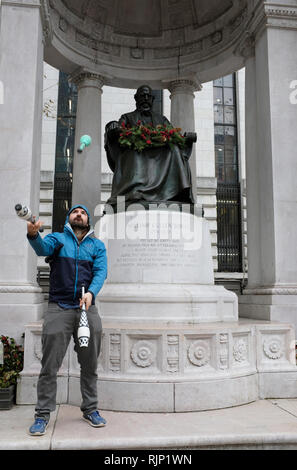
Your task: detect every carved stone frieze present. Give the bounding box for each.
[43,0,251,86]
[245,1,297,41]
[264,3,297,24]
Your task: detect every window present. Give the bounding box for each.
[52,72,77,232]
[213,74,242,272]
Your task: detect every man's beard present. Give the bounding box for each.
[137,102,152,114]
[70,221,88,231]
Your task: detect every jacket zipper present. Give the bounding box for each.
[64,223,94,301]
[73,243,79,301]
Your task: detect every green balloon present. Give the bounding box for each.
[78,135,92,153]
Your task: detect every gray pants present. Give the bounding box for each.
[35,303,102,421]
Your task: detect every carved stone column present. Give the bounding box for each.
[168,78,202,202]
[0,0,45,343]
[239,3,297,331]
[70,70,105,220]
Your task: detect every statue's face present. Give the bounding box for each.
[135,86,154,112]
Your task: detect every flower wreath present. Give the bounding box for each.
[118,121,186,153]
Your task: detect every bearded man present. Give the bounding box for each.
[26,204,107,435]
[104,85,196,210]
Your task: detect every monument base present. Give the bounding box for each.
[16,209,297,411]
[17,318,297,412]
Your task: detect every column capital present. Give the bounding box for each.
[166,77,202,96]
[69,68,105,90]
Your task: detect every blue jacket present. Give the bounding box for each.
[27,205,107,307]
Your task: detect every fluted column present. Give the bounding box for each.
[70,70,105,220]
[168,78,202,202]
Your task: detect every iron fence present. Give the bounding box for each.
[216,183,242,272]
[52,173,72,233]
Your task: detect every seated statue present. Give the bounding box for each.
[104,85,196,211]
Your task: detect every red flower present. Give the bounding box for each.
[146,140,152,145]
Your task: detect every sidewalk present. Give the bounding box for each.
[1,399,297,450]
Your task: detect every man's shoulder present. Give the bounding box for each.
[120,110,137,120]
[89,234,106,250]
[45,231,64,240]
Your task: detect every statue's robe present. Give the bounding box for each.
[105,109,194,208]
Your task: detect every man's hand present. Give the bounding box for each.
[27,217,44,237]
[80,292,93,311]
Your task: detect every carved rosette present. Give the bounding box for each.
[263,337,283,360]
[188,340,210,367]
[233,338,248,363]
[131,340,156,368]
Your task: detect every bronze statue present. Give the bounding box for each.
[104,85,196,210]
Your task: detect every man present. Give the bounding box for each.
[104,84,196,209]
[27,205,107,435]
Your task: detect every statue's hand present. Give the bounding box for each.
[183,132,197,144]
[107,121,120,131]
[105,121,121,143]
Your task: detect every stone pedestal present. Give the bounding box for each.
[17,318,297,411]
[97,208,237,324]
[0,1,45,343]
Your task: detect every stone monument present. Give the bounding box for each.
[17,85,297,413]
[82,85,247,412]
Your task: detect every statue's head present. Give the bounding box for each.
[134,85,154,113]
